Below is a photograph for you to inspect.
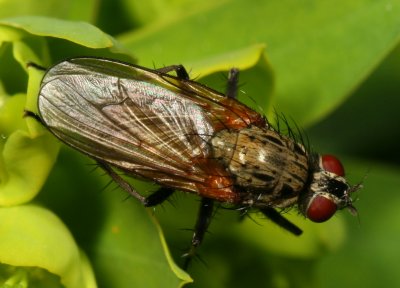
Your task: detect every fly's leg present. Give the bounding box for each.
[27,62,47,71]
[183,197,214,269]
[23,110,45,125]
[226,68,239,99]
[25,111,174,206]
[97,160,147,204]
[157,65,239,99]
[260,207,303,236]
[144,187,175,207]
[97,160,175,206]
[156,65,189,80]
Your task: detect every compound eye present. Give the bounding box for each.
[322,154,345,176]
[306,195,337,223]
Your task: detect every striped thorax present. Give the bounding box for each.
[211,125,310,208]
[211,125,357,223]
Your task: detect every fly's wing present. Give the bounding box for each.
[39,58,221,187]
[156,70,266,130]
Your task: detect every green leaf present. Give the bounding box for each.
[36,149,192,287]
[315,161,400,287]
[119,0,202,27]
[189,44,267,77]
[0,204,96,288]
[192,44,275,115]
[0,16,136,62]
[305,43,400,286]
[0,130,58,206]
[0,0,98,22]
[232,211,346,259]
[154,157,364,288]
[0,15,136,205]
[0,2,398,286]
[119,0,400,126]
[0,93,26,136]
[0,16,115,49]
[0,42,58,206]
[90,191,192,287]
[0,14,193,287]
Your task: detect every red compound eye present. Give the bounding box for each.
[306,195,337,222]
[322,154,345,176]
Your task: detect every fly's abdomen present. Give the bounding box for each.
[211,126,310,207]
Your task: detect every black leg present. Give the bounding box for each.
[97,160,146,204]
[260,207,303,236]
[98,160,175,207]
[144,187,175,207]
[27,62,47,71]
[23,110,45,125]
[183,197,214,269]
[226,68,239,99]
[156,64,189,80]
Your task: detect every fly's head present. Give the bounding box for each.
[299,154,361,223]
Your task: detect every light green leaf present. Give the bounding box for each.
[0,16,115,49]
[189,44,267,76]
[0,93,26,137]
[0,205,96,288]
[0,130,58,205]
[0,44,58,206]
[0,15,135,206]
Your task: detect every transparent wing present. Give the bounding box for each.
[38,58,262,199]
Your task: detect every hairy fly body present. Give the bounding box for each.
[28,57,360,268]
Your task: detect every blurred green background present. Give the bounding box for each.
[1,0,400,287]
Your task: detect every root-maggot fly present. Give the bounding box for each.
[27,57,360,268]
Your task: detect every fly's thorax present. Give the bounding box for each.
[210,125,310,207]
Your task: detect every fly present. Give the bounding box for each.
[25,57,361,268]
